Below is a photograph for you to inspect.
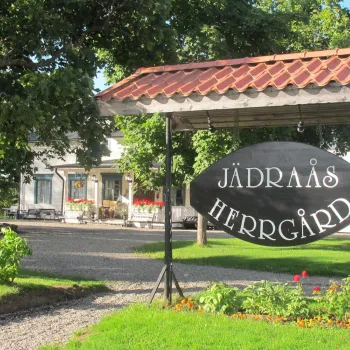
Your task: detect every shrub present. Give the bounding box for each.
[198,282,239,314]
[313,277,350,321]
[242,280,309,318]
[0,227,32,283]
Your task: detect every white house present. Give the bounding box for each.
[19,132,134,221]
[19,132,192,224]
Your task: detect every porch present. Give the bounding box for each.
[54,160,133,223]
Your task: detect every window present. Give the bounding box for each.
[68,174,87,199]
[171,186,186,206]
[107,138,113,151]
[34,175,53,204]
[102,174,122,201]
[104,179,120,200]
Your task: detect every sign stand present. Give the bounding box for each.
[148,113,184,305]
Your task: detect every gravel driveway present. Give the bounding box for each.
[0,221,345,350]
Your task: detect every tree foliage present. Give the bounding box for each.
[2,0,350,188]
[256,0,350,50]
[114,0,350,190]
[116,114,195,191]
[0,0,179,183]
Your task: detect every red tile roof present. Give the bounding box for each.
[95,48,350,102]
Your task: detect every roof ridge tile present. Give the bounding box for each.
[134,49,350,75]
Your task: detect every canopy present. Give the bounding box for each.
[96,48,350,130]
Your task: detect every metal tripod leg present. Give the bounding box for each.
[148,265,184,305]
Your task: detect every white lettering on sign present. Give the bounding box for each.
[287,167,302,188]
[278,219,298,241]
[323,166,339,188]
[328,198,350,223]
[218,158,339,189]
[238,214,256,237]
[207,197,350,242]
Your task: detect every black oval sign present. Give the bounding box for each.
[190,142,350,246]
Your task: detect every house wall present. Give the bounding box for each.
[20,149,76,211]
[104,137,124,160]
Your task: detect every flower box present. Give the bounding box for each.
[133,200,164,214]
[64,198,95,223]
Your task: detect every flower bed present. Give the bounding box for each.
[133,199,164,213]
[172,271,350,329]
[65,198,95,211]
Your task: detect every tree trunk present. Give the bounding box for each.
[197,214,207,246]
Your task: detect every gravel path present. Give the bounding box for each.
[0,221,346,350]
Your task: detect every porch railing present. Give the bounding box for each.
[153,206,197,223]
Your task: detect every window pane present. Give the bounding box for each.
[37,180,51,204]
[104,180,120,201]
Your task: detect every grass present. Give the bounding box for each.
[42,304,350,350]
[135,237,350,277]
[0,269,108,300]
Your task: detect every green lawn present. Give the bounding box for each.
[42,304,350,350]
[135,237,350,277]
[0,269,108,300]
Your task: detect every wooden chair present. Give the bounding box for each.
[100,200,111,219]
[109,201,118,218]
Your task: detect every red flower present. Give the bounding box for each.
[313,286,321,293]
[301,270,308,278]
[293,275,301,282]
[133,199,165,207]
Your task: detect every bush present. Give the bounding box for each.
[198,282,239,314]
[243,280,309,318]
[313,277,350,321]
[0,227,32,283]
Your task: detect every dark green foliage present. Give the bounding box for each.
[0,227,32,283]
[243,280,309,318]
[0,0,178,184]
[0,184,18,209]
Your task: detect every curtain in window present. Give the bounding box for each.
[37,180,51,204]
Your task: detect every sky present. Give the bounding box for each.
[93,0,350,92]
[94,70,109,92]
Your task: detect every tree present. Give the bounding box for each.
[0,181,18,210]
[0,0,178,184]
[112,0,350,244]
[256,0,350,50]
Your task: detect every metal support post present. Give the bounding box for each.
[164,112,173,303]
[148,113,184,305]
